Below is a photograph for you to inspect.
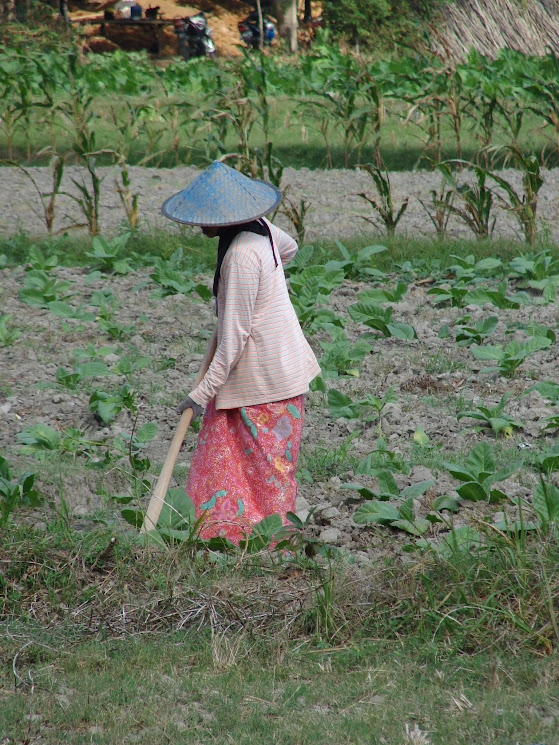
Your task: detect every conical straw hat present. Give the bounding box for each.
[161,161,282,226]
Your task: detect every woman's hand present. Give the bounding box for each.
[175,396,204,421]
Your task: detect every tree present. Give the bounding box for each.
[273,0,298,53]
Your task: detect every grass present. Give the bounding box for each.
[2,628,558,744]
[0,229,548,279]
[1,521,559,743]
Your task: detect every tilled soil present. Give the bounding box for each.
[3,164,559,241]
[1,248,558,560]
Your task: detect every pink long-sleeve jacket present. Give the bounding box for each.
[189,220,320,409]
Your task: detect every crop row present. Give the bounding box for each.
[3,36,559,171]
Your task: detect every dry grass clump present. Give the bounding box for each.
[439,0,559,58]
[1,524,558,654]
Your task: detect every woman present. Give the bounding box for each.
[161,161,320,543]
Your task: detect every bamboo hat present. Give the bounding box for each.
[161,161,282,227]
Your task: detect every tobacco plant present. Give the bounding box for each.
[348,301,416,339]
[326,240,387,281]
[0,315,20,347]
[471,336,552,376]
[318,329,371,378]
[457,393,520,437]
[85,233,133,275]
[348,471,435,536]
[455,315,498,346]
[443,442,518,503]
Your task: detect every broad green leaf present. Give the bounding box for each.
[471,345,503,361]
[488,488,508,503]
[432,495,461,512]
[121,507,144,529]
[456,481,488,502]
[442,463,477,483]
[158,487,195,529]
[327,389,355,419]
[466,442,495,480]
[533,480,559,522]
[354,500,400,525]
[401,480,435,499]
[136,422,158,444]
[392,518,430,536]
[377,470,399,497]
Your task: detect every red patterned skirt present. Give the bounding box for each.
[186,394,305,544]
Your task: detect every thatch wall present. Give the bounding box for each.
[439,0,559,57]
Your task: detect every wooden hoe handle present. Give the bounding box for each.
[141,329,217,534]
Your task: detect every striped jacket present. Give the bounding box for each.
[189,220,321,409]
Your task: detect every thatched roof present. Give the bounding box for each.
[439,0,559,57]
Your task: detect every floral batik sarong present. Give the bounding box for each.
[186,394,305,544]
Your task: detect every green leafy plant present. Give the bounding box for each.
[447,254,502,284]
[0,314,20,346]
[85,233,133,274]
[357,163,409,236]
[455,315,498,346]
[18,269,73,308]
[355,437,406,476]
[289,267,345,331]
[16,423,105,463]
[427,285,470,307]
[488,145,543,244]
[149,248,211,300]
[465,282,529,309]
[0,455,41,527]
[53,361,112,390]
[348,301,416,339]
[509,250,559,301]
[327,386,397,431]
[471,336,552,376]
[457,393,520,437]
[357,282,407,304]
[417,178,455,239]
[89,384,136,423]
[318,329,372,378]
[326,240,387,281]
[437,162,496,240]
[443,442,518,503]
[348,470,435,536]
